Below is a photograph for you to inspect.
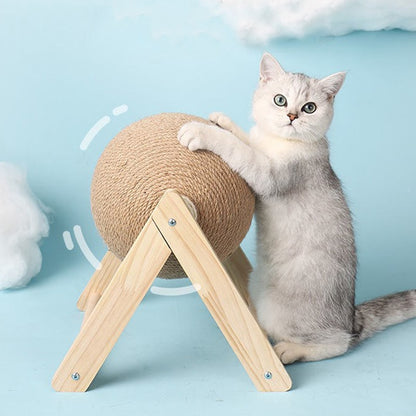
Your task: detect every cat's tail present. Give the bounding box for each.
[351,290,416,346]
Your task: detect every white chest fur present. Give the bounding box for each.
[249,128,309,161]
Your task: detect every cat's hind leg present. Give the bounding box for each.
[274,340,350,364]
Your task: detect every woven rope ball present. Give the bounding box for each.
[91,113,255,278]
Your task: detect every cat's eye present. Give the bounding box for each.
[274,94,287,107]
[302,102,317,114]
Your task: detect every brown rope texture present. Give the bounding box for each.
[91,113,255,278]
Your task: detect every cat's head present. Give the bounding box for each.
[252,53,345,143]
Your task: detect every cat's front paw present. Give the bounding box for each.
[209,112,234,132]
[178,122,209,152]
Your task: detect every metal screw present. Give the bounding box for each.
[264,371,273,380]
[71,372,80,381]
[168,218,177,226]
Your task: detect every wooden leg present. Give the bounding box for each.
[53,190,291,392]
[223,247,258,319]
[80,292,101,328]
[52,219,171,392]
[77,251,121,312]
[152,191,291,392]
[222,246,252,306]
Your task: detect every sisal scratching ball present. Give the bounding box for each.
[91,113,255,278]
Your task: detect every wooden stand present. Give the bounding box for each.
[52,190,291,392]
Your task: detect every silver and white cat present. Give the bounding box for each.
[178,53,416,364]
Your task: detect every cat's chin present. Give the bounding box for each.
[275,125,301,140]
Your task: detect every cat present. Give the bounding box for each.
[177,52,416,364]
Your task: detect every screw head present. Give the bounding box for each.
[264,371,273,380]
[71,372,80,381]
[168,218,177,226]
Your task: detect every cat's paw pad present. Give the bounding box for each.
[209,112,234,132]
[274,341,305,364]
[178,122,207,152]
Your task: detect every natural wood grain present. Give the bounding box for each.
[77,251,121,311]
[222,247,252,306]
[53,190,291,392]
[152,191,291,392]
[52,219,171,392]
[80,292,101,328]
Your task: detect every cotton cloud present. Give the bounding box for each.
[207,0,416,42]
[0,163,49,290]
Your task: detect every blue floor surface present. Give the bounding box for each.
[1,257,416,416]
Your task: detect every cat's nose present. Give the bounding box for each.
[287,113,298,122]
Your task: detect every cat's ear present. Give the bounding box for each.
[319,72,346,98]
[260,53,285,84]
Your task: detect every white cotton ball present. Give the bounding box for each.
[207,0,416,42]
[0,163,49,290]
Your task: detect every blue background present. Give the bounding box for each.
[1,1,415,415]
